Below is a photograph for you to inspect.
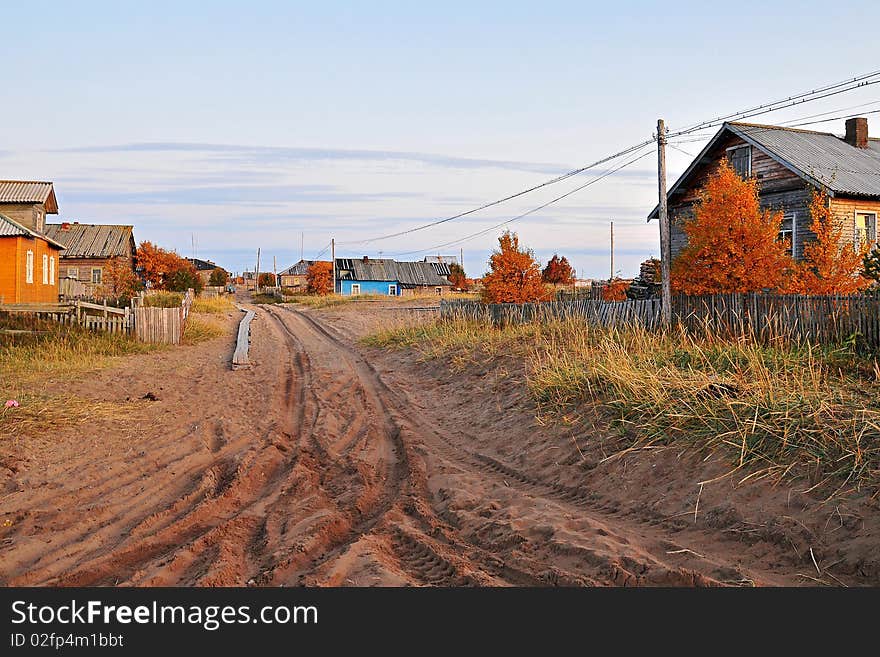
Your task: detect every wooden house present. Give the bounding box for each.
[335,257,452,296]
[0,181,66,304]
[278,260,317,292]
[0,213,66,304]
[648,117,880,261]
[44,222,136,297]
[186,257,228,285]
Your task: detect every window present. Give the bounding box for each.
[388,284,398,296]
[777,212,797,257]
[42,254,48,284]
[727,145,751,178]
[67,267,79,279]
[50,256,55,284]
[91,267,103,284]
[435,287,443,295]
[855,212,877,251]
[350,283,360,296]
[25,250,34,284]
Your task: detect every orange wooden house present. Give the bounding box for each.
[0,181,66,304]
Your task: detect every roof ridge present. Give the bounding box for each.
[726,120,836,137]
[0,179,53,184]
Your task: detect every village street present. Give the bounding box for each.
[5,300,875,587]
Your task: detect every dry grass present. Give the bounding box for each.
[192,296,236,314]
[366,316,880,493]
[143,292,183,307]
[182,315,227,344]
[0,314,162,441]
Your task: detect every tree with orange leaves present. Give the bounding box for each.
[671,160,793,294]
[541,254,575,286]
[784,189,871,295]
[100,257,142,298]
[602,278,629,302]
[482,231,550,303]
[306,261,333,295]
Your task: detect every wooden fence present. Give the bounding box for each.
[440,292,880,348]
[1,290,195,344]
[134,289,194,345]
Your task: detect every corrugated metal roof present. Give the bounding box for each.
[0,213,67,248]
[649,120,880,220]
[279,260,318,276]
[44,223,134,258]
[729,122,880,198]
[186,257,220,271]
[0,181,58,212]
[336,258,451,286]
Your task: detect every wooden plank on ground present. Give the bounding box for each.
[232,306,256,370]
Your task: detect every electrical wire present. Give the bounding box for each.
[387,148,654,257]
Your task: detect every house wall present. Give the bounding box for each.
[280,274,308,289]
[668,131,830,262]
[0,202,47,233]
[59,255,135,298]
[338,279,399,296]
[829,197,880,250]
[400,285,450,297]
[0,236,60,303]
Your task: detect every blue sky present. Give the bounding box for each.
[3,1,879,277]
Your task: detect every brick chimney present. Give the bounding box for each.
[61,221,70,230]
[362,255,369,262]
[844,117,868,148]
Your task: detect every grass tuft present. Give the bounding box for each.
[192,296,236,314]
[366,316,880,492]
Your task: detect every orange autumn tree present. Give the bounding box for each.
[306,261,333,295]
[671,160,793,294]
[482,231,550,303]
[541,254,575,285]
[602,278,629,302]
[101,258,142,298]
[785,188,871,294]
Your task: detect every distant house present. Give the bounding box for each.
[0,181,65,304]
[186,257,228,285]
[648,117,880,261]
[335,257,452,296]
[44,222,136,297]
[278,260,317,292]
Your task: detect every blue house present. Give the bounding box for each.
[335,257,453,296]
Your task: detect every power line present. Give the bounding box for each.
[388,149,654,258]
[337,70,880,250]
[787,107,880,128]
[780,98,880,125]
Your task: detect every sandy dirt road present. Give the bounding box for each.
[1,303,877,586]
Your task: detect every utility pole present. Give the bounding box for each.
[273,255,278,291]
[460,247,464,270]
[301,232,304,262]
[610,220,614,280]
[657,118,672,328]
[255,248,261,294]
[331,238,336,295]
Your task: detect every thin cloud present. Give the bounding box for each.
[53,142,569,175]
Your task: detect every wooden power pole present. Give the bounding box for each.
[610,220,614,280]
[273,255,278,291]
[657,118,672,327]
[255,248,261,294]
[331,238,336,295]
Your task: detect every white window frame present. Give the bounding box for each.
[777,211,798,257]
[42,254,49,284]
[67,267,79,280]
[855,210,878,251]
[726,144,752,178]
[435,287,443,295]
[25,250,34,284]
[50,256,55,284]
[91,267,103,285]
[388,284,397,296]
[350,283,361,296]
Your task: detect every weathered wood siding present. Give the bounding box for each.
[0,202,47,232]
[667,131,879,261]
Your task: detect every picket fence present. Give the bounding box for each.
[0,290,195,344]
[440,292,880,348]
